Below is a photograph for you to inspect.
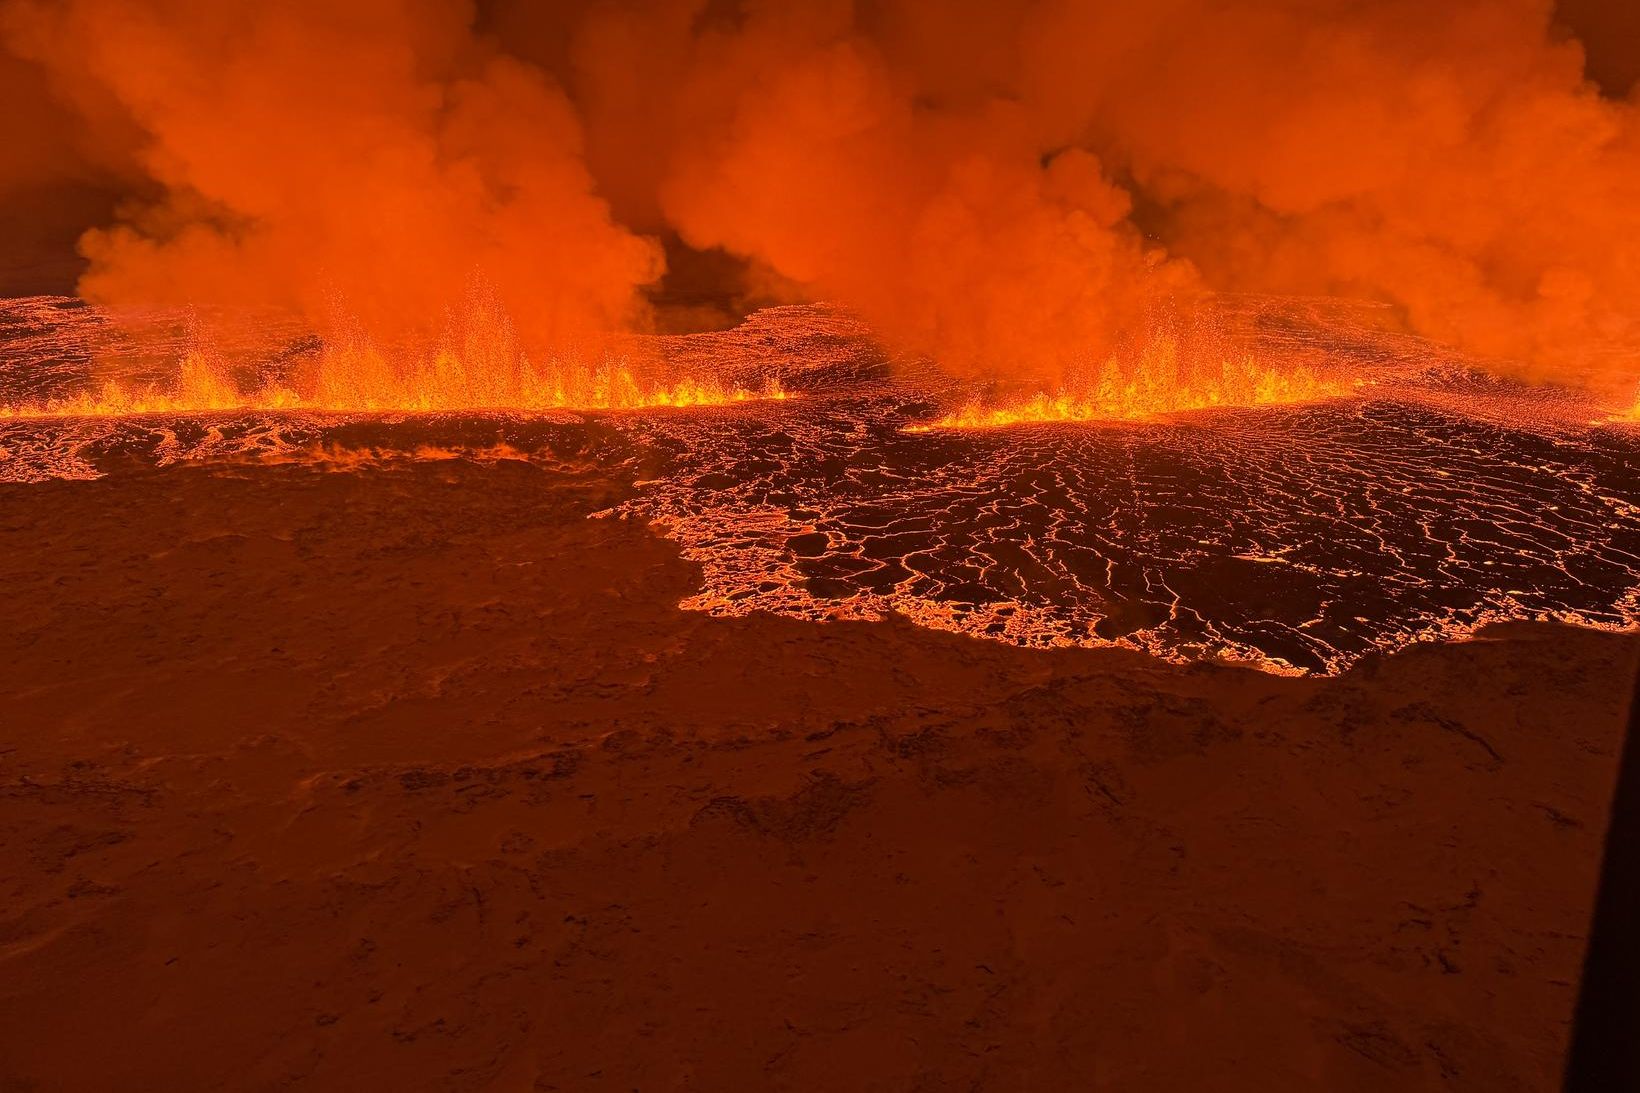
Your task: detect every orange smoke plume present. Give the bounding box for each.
[569,0,1639,396]
[652,30,1196,384]
[1,0,660,359]
[3,0,1638,402]
[1020,0,1640,395]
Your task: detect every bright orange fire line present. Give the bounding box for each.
[0,350,789,421]
[907,352,1353,431]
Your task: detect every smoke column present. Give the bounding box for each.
[0,0,661,356]
[3,0,1637,397]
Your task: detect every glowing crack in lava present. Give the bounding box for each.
[2,298,1637,676]
[604,304,1640,675]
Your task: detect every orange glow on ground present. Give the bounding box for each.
[908,339,1351,431]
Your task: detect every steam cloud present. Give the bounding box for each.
[2,0,1637,394]
[0,0,661,354]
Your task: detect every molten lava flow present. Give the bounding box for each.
[909,335,1349,431]
[1612,388,1640,424]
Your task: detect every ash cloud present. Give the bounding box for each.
[3,0,1638,394]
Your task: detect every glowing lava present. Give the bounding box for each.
[4,300,1637,675]
[0,361,785,420]
[0,336,786,421]
[910,337,1350,431]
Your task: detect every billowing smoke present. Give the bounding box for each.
[1021,0,1640,393]
[3,0,1637,395]
[0,0,661,356]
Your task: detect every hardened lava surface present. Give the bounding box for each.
[610,300,1640,674]
[3,296,1638,674]
[623,392,1640,673]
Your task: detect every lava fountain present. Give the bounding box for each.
[908,331,1350,430]
[0,300,786,420]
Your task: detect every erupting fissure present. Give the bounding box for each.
[0,334,788,420]
[909,337,1350,430]
[0,366,786,419]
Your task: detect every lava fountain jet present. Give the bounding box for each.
[0,295,787,420]
[906,314,1354,429]
[0,339,787,420]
